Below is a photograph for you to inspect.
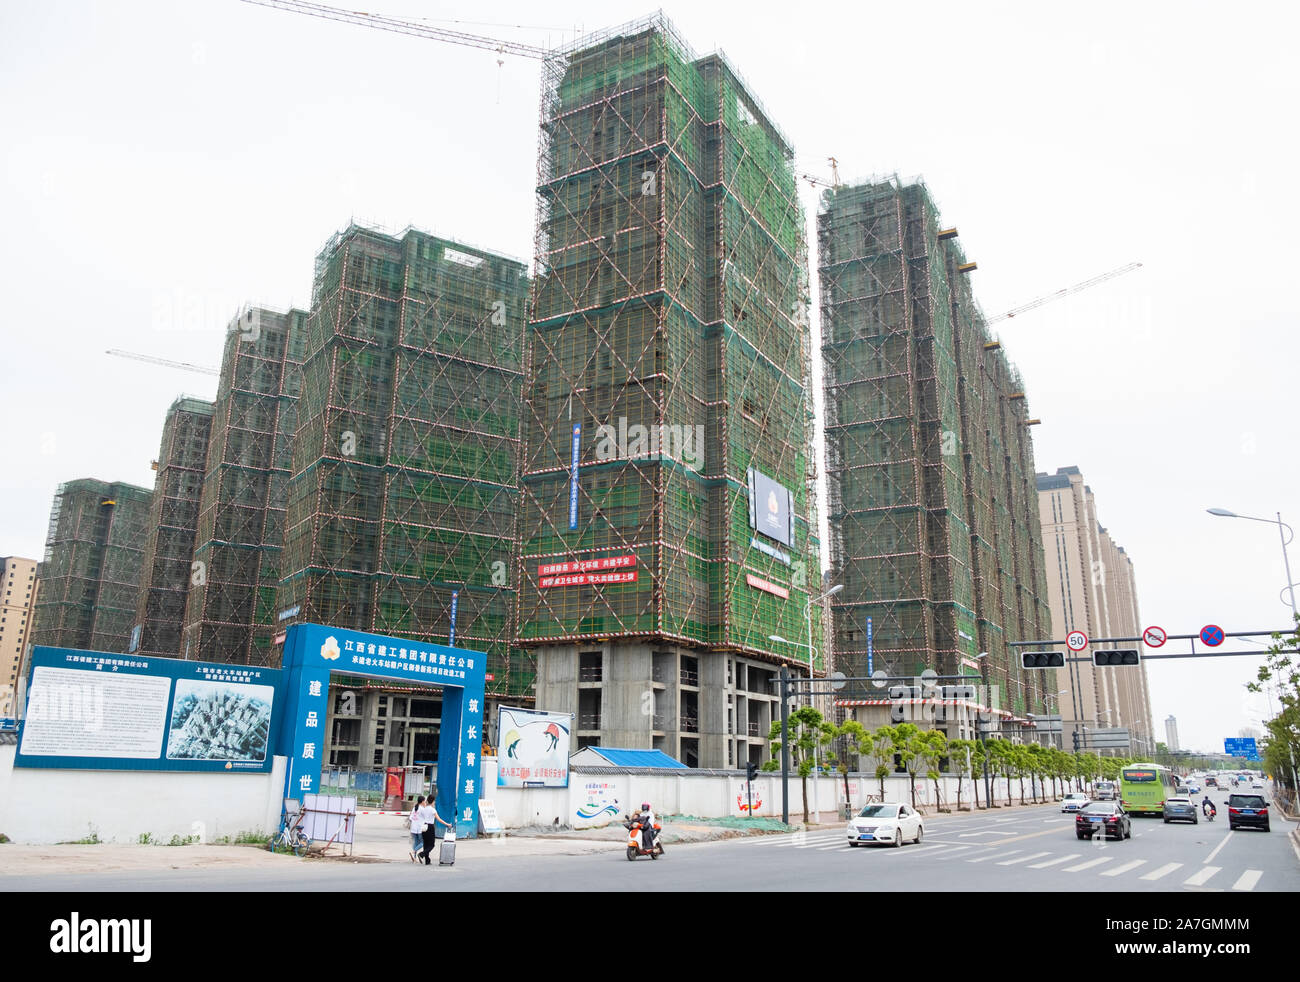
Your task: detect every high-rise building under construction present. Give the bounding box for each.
[517,15,822,768]
[31,479,153,653]
[276,225,530,712]
[182,308,304,666]
[819,180,1052,724]
[133,396,214,657]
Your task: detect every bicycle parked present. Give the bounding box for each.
[269,798,312,856]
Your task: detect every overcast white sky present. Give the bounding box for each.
[3,1,1297,755]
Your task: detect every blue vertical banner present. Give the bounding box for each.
[867,617,874,675]
[569,423,581,530]
[449,590,459,647]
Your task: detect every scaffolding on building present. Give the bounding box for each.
[516,14,822,663]
[182,308,304,666]
[277,225,532,697]
[819,179,1051,714]
[32,478,152,653]
[134,396,214,657]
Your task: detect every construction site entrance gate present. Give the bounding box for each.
[278,622,487,838]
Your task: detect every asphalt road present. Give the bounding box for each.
[4,801,1296,892]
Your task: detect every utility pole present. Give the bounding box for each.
[779,665,790,825]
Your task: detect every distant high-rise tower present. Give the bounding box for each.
[133,396,214,657]
[1037,466,1155,756]
[517,15,822,769]
[182,308,304,666]
[31,479,152,653]
[277,225,529,695]
[819,180,1051,725]
[1166,715,1180,753]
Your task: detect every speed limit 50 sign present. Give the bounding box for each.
[1066,631,1088,652]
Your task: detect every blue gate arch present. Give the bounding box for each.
[277,622,486,838]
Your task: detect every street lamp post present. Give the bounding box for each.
[1207,507,1300,808]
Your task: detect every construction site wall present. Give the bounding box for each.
[277,225,530,697]
[31,478,152,654]
[133,396,214,657]
[518,16,821,666]
[182,309,304,666]
[819,179,1051,714]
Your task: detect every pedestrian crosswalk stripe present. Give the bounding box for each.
[1028,853,1079,869]
[1140,863,1183,881]
[998,851,1051,866]
[967,850,1021,864]
[1062,855,1115,873]
[1101,859,1147,877]
[1231,870,1262,891]
[1183,866,1220,886]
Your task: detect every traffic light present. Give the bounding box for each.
[1020,651,1065,669]
[1092,648,1140,667]
[1072,730,1080,752]
[745,761,758,783]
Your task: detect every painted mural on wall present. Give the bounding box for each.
[496,706,573,788]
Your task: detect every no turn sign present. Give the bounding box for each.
[1066,631,1088,652]
[1142,625,1167,648]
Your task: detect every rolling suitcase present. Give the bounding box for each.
[439,829,456,866]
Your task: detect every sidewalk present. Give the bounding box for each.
[0,812,790,876]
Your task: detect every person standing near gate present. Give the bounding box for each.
[408,796,426,862]
[417,795,451,865]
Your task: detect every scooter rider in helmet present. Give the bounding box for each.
[639,801,656,851]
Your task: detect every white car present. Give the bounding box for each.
[846,802,923,847]
[1061,792,1090,813]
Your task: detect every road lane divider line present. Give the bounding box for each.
[1028,853,1079,868]
[1204,831,1233,865]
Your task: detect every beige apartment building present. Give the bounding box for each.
[1036,467,1155,756]
[0,556,40,716]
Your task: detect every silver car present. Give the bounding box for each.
[1162,795,1198,824]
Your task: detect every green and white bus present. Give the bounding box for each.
[1118,762,1179,815]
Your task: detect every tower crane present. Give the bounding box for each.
[237,0,551,60]
[988,262,1142,324]
[106,350,219,377]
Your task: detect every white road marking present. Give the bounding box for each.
[1140,863,1183,881]
[967,849,1021,864]
[959,830,1017,838]
[1204,831,1233,865]
[1062,855,1115,873]
[1231,870,1263,891]
[1028,853,1079,869]
[1101,859,1147,877]
[998,851,1051,866]
[1183,866,1221,887]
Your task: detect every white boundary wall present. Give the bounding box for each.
[479,759,1065,830]
[0,744,287,844]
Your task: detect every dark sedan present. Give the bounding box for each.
[1227,793,1270,832]
[1162,796,1198,824]
[1076,802,1131,840]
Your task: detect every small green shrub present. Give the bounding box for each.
[166,834,198,847]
